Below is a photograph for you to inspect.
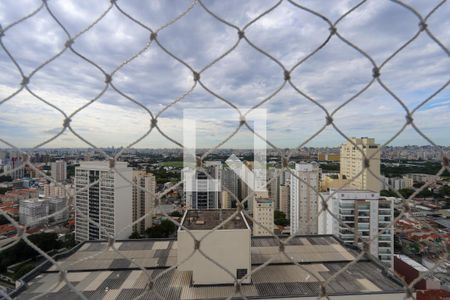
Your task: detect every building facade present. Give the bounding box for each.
[132,170,156,234]
[75,161,133,241]
[184,161,222,210]
[382,176,413,191]
[178,210,251,285]
[221,190,231,209]
[19,198,49,227]
[48,197,68,224]
[51,160,67,182]
[318,190,394,266]
[290,163,320,235]
[253,198,274,236]
[279,184,290,216]
[222,167,239,207]
[340,137,381,192]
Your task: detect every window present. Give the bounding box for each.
[236,268,247,279]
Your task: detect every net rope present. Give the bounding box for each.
[0,0,449,299]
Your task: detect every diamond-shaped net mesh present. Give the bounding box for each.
[0,0,449,299]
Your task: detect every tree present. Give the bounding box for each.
[12,263,35,280]
[380,190,397,197]
[159,219,177,236]
[274,210,289,226]
[62,232,77,249]
[0,175,12,183]
[169,211,183,218]
[0,232,62,273]
[0,187,12,195]
[129,231,141,239]
[399,188,415,198]
[145,220,177,238]
[438,185,450,197]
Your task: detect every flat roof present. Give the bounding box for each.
[16,236,404,299]
[395,255,428,272]
[180,209,249,230]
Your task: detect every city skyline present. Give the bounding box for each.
[0,0,449,148]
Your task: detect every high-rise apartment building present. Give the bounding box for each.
[268,168,280,210]
[222,167,239,207]
[4,152,24,179]
[221,191,231,209]
[51,160,67,182]
[279,184,290,216]
[318,190,394,266]
[340,137,381,192]
[132,170,156,234]
[19,198,49,227]
[290,163,320,235]
[253,198,274,236]
[382,176,413,191]
[75,161,132,241]
[184,161,222,210]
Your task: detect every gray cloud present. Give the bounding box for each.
[0,0,448,149]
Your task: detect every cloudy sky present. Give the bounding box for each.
[0,0,448,150]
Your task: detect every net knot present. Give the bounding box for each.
[194,239,201,250]
[0,24,4,38]
[405,114,413,125]
[193,71,200,81]
[372,67,380,78]
[147,280,154,290]
[284,70,291,81]
[151,118,158,128]
[59,270,67,282]
[108,236,115,247]
[278,242,285,253]
[64,39,74,48]
[21,153,29,161]
[282,156,289,168]
[329,26,337,35]
[419,21,428,31]
[234,282,241,293]
[196,156,202,168]
[105,74,112,83]
[442,156,449,167]
[320,285,327,297]
[239,115,246,126]
[150,32,157,41]
[109,158,115,169]
[238,30,245,39]
[17,226,24,237]
[21,76,29,86]
[363,158,370,168]
[325,115,333,125]
[63,117,71,128]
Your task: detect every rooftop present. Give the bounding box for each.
[180,209,249,230]
[16,236,404,299]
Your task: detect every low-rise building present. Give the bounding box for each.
[19,198,49,227]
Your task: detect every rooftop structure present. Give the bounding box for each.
[15,236,406,299]
[178,209,251,285]
[180,209,248,230]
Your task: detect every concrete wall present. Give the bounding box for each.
[178,228,251,285]
[114,168,133,240]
